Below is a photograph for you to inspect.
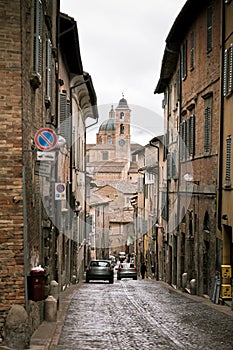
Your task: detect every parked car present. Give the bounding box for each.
[119,251,126,262]
[109,255,117,266]
[86,260,114,284]
[117,262,137,280]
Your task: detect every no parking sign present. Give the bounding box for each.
[55,183,66,200]
[34,128,57,151]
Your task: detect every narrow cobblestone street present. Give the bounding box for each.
[57,276,233,349]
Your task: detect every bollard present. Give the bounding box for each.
[50,280,59,300]
[190,279,196,295]
[44,295,57,322]
[182,273,188,291]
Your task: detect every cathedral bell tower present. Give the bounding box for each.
[115,95,131,162]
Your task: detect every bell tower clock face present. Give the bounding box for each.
[118,139,126,147]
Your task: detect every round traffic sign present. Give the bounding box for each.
[34,128,57,151]
[56,183,65,193]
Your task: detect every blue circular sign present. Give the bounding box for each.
[34,128,57,151]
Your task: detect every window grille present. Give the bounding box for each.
[226,136,231,184]
[223,49,228,96]
[229,44,233,93]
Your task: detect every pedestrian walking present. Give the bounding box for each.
[140,262,147,279]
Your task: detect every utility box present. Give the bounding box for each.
[221,265,232,279]
[29,266,45,302]
[221,284,232,299]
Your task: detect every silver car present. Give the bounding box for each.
[117,262,137,280]
[86,260,114,284]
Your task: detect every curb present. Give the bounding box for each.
[30,281,84,349]
[154,279,233,318]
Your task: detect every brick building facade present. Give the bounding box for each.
[155,0,222,297]
[0,1,98,345]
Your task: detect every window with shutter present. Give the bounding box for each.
[206,6,213,52]
[46,37,52,99]
[223,49,228,96]
[66,100,71,147]
[190,115,195,157]
[167,153,171,179]
[33,0,43,76]
[184,120,187,160]
[161,191,167,221]
[225,136,231,186]
[181,40,187,80]
[172,151,177,179]
[186,118,190,157]
[102,152,108,161]
[204,106,211,153]
[229,44,233,94]
[59,92,72,148]
[190,31,195,70]
[179,123,183,161]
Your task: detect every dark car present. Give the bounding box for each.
[86,260,114,284]
[117,262,137,280]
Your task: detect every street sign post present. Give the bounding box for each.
[34,128,57,151]
[55,183,66,200]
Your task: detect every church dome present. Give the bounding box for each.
[116,97,129,109]
[99,118,116,133]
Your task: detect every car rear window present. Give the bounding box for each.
[121,263,135,268]
[90,261,110,267]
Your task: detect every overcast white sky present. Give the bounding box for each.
[60,0,187,145]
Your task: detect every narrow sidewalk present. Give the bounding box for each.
[30,282,83,350]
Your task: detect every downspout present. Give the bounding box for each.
[20,0,29,313]
[217,0,225,232]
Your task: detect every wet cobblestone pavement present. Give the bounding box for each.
[57,278,233,349]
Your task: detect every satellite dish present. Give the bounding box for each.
[184,173,193,182]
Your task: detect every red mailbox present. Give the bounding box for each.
[30,266,45,302]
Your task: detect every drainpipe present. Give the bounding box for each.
[217,0,225,232]
[20,1,29,313]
